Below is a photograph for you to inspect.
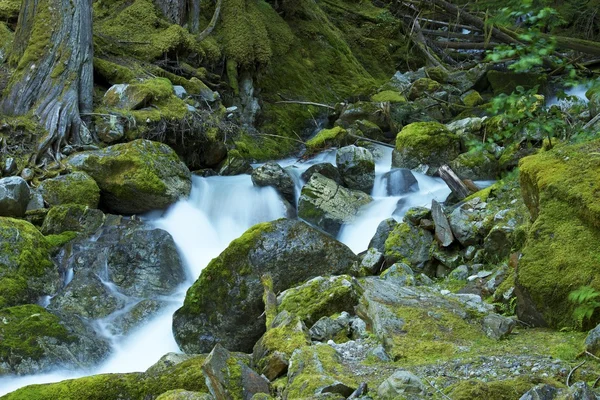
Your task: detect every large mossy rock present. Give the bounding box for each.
[516,140,600,328]
[67,139,191,214]
[449,151,499,181]
[0,305,110,375]
[298,173,372,236]
[392,122,461,170]
[0,218,59,308]
[383,221,434,270]
[172,219,360,354]
[1,353,210,399]
[335,145,375,193]
[251,162,296,204]
[0,177,30,218]
[38,172,100,208]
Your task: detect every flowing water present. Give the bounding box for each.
[0,145,453,396]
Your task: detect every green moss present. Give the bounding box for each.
[446,377,541,400]
[371,90,406,103]
[426,66,448,83]
[278,276,358,326]
[234,131,295,162]
[0,22,13,61]
[93,58,136,84]
[462,90,484,108]
[0,305,75,363]
[408,78,441,100]
[395,122,458,155]
[486,70,547,96]
[305,126,348,153]
[2,354,209,400]
[0,0,20,21]
[38,172,100,208]
[44,231,78,249]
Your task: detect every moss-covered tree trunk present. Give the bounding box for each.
[0,0,93,162]
[154,0,187,25]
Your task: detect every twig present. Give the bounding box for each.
[348,134,395,149]
[567,360,586,387]
[274,101,335,110]
[425,378,452,400]
[584,350,600,362]
[259,133,307,145]
[584,113,600,130]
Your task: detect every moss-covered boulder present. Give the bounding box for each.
[0,218,59,308]
[251,162,295,204]
[1,353,210,399]
[305,127,350,154]
[445,377,535,400]
[516,140,600,328]
[277,275,360,327]
[486,70,547,95]
[38,172,100,208]
[449,151,499,181]
[335,145,375,193]
[103,79,174,110]
[298,173,372,236]
[173,219,360,354]
[384,221,434,270]
[0,305,110,375]
[408,78,441,100]
[155,390,212,400]
[41,204,105,235]
[461,90,485,108]
[371,90,406,103]
[67,139,191,214]
[392,122,461,171]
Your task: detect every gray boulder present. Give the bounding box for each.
[298,173,371,236]
[448,198,492,246]
[301,163,342,185]
[384,221,434,269]
[585,323,600,356]
[251,162,295,203]
[360,247,384,274]
[450,150,499,181]
[173,219,360,354]
[377,370,426,399]
[38,171,100,208]
[382,169,418,195]
[518,384,559,400]
[0,176,30,217]
[336,145,375,193]
[432,199,454,247]
[67,139,191,214]
[368,218,397,253]
[482,313,516,340]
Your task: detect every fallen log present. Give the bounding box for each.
[437,41,498,50]
[439,164,471,200]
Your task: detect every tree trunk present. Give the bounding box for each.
[154,0,187,26]
[1,0,93,162]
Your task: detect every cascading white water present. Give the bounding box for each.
[0,145,455,396]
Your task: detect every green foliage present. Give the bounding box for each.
[569,286,600,328]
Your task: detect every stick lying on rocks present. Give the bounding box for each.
[439,164,471,200]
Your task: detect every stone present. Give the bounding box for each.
[156,390,212,400]
[482,313,516,340]
[202,344,269,400]
[67,139,191,214]
[450,151,499,181]
[408,78,441,100]
[585,323,600,356]
[298,173,371,236]
[384,221,434,269]
[335,145,375,193]
[360,248,384,275]
[484,223,516,262]
[217,150,253,176]
[20,168,34,181]
[309,312,351,342]
[38,172,100,208]
[95,113,127,143]
[461,90,484,107]
[404,206,431,225]
[2,157,17,176]
[448,199,492,247]
[337,102,390,131]
[380,263,415,286]
[0,176,30,217]
[173,219,359,354]
[251,162,295,204]
[449,265,470,281]
[377,370,426,399]
[103,79,176,110]
[431,200,454,247]
[381,169,418,195]
[41,204,105,235]
[368,218,397,253]
[301,163,342,185]
[392,122,461,171]
[446,117,484,137]
[518,384,559,400]
[173,85,187,99]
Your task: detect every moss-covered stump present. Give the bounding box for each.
[516,140,600,329]
[173,219,359,354]
[1,354,210,399]
[38,172,100,208]
[0,218,59,308]
[0,305,110,375]
[392,122,461,171]
[486,70,547,95]
[277,275,360,327]
[67,139,191,214]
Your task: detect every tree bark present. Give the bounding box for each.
[439,165,471,200]
[154,0,187,26]
[1,0,93,162]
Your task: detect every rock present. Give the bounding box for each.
[252,311,310,381]
[380,263,416,286]
[103,78,176,110]
[0,176,30,217]
[337,102,389,131]
[251,162,295,203]
[563,382,598,400]
[217,150,253,176]
[354,119,385,141]
[156,390,212,400]
[106,299,167,336]
[482,313,516,340]
[449,265,470,281]
[519,384,559,400]
[360,248,384,274]
[309,312,351,342]
[516,139,600,328]
[0,305,110,375]
[67,139,191,214]
[284,344,355,399]
[173,219,360,354]
[335,145,375,193]
[431,200,454,247]
[408,78,441,100]
[392,122,461,171]
[0,217,60,308]
[461,90,484,107]
[381,169,418,195]
[368,218,397,253]
[384,221,434,270]
[173,85,187,99]
[301,163,342,185]
[41,204,105,235]
[95,113,127,143]
[431,248,463,270]
[26,190,45,212]
[446,117,484,137]
[448,198,492,247]
[585,324,600,356]
[38,172,100,208]
[377,370,426,399]
[404,206,431,225]
[298,173,371,236]
[20,168,34,181]
[306,127,351,153]
[202,344,269,400]
[450,151,499,180]
[2,157,17,176]
[278,275,360,327]
[484,223,516,262]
